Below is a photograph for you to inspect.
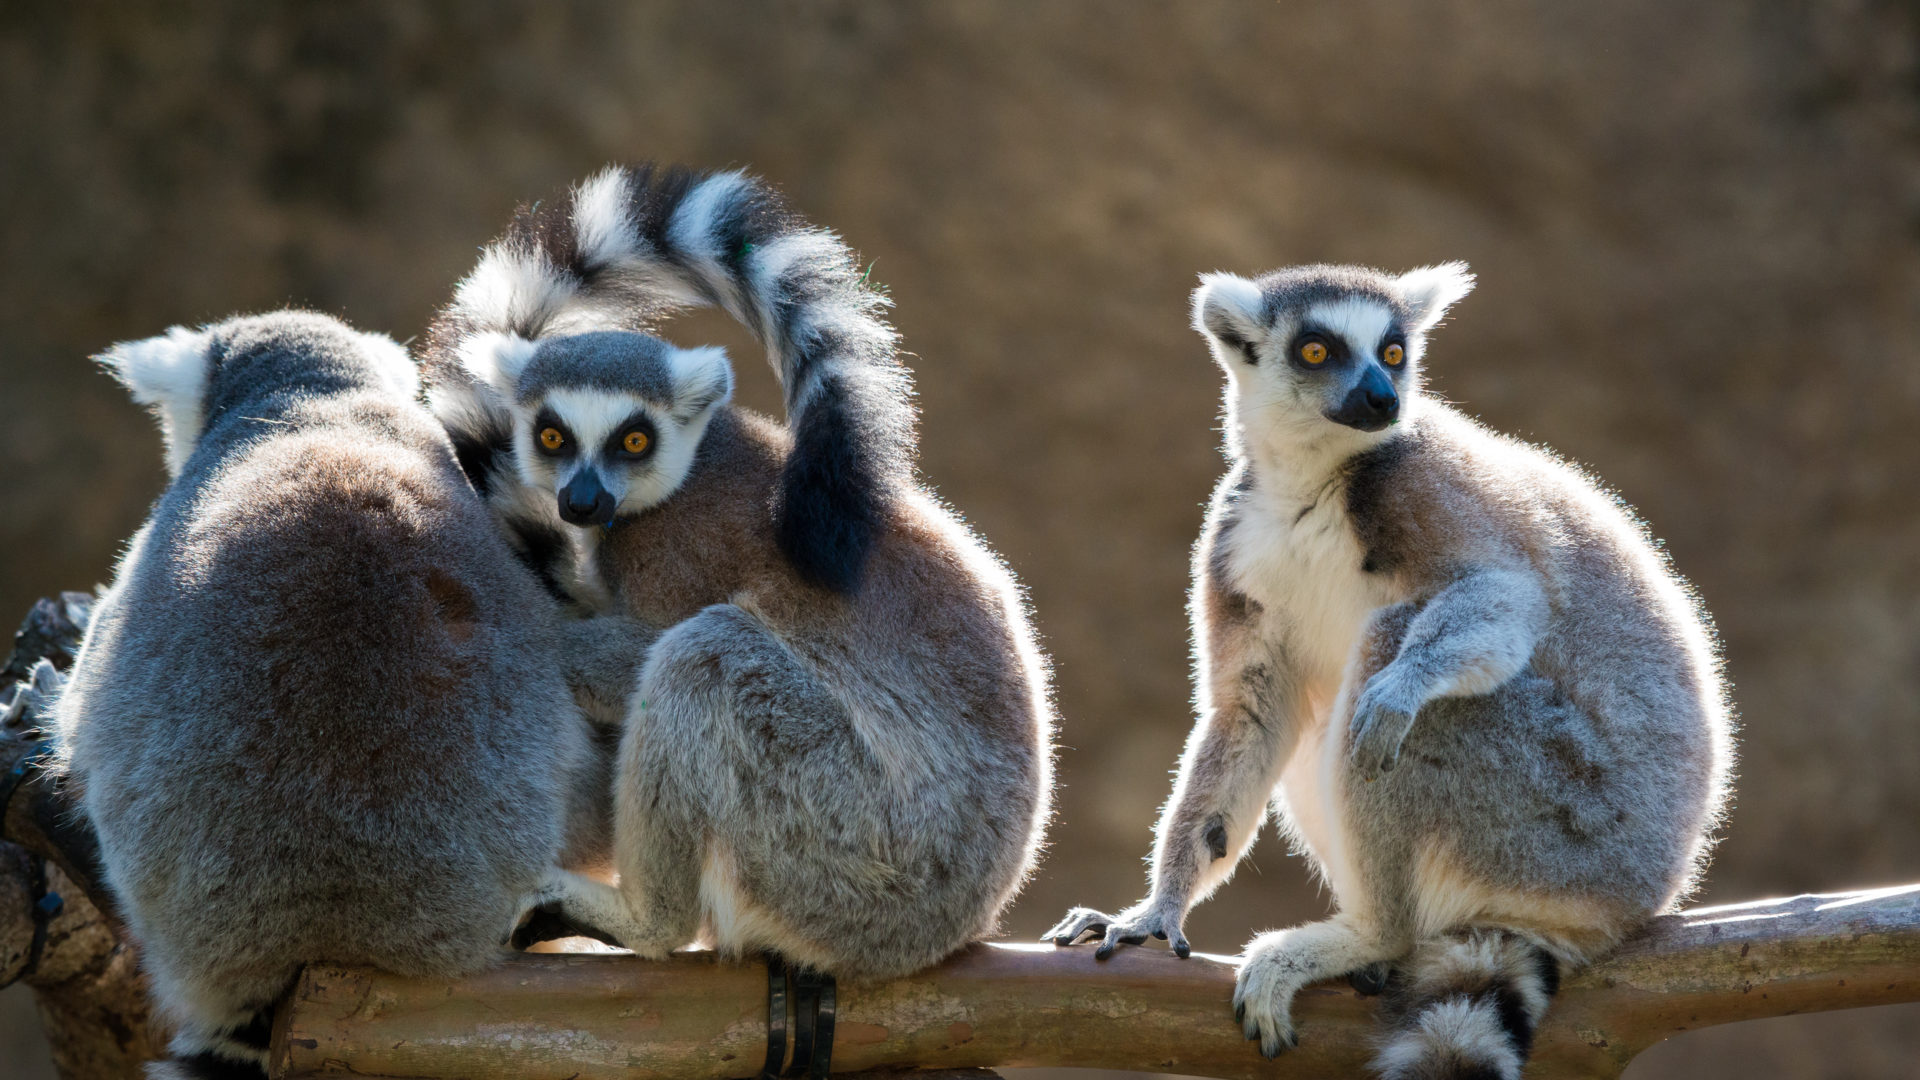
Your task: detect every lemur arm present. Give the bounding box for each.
[1046,557,1301,959]
[552,614,660,728]
[1347,565,1549,779]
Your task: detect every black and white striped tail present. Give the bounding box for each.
[1373,929,1560,1080]
[145,1009,274,1080]
[425,163,912,593]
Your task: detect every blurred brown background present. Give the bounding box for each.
[3,2,1917,1077]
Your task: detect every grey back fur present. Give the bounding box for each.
[55,311,606,1078]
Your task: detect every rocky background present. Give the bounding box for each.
[3,3,1917,1076]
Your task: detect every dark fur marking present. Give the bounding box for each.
[1532,946,1561,998]
[1490,981,1540,1059]
[1203,816,1229,861]
[447,426,507,498]
[510,517,574,604]
[1342,431,1418,574]
[228,1010,275,1052]
[172,1051,267,1080]
[776,375,885,594]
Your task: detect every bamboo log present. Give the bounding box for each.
[277,884,1920,1080]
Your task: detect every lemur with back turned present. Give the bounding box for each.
[423,164,1055,980]
[1048,263,1732,1079]
[49,311,623,1080]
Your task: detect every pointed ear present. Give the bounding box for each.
[666,345,734,424]
[455,331,539,398]
[1396,262,1475,331]
[1191,273,1269,365]
[356,331,422,401]
[97,326,215,478]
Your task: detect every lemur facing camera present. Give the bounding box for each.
[50,312,622,1080]
[422,164,1055,980]
[1048,264,1732,1079]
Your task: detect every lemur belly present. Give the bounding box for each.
[1228,488,1398,922]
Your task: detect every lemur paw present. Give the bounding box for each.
[1043,900,1189,959]
[1233,933,1306,1058]
[1347,673,1419,781]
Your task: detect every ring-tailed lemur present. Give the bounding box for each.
[421,164,1056,979]
[1047,264,1732,1079]
[52,312,623,1080]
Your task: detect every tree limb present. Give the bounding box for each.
[276,885,1920,1080]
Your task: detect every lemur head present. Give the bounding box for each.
[1191,262,1473,457]
[459,329,733,527]
[99,311,418,478]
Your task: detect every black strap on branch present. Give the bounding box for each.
[763,954,837,1080]
[761,955,788,1080]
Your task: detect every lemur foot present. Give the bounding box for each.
[1234,931,1312,1058]
[1043,900,1190,959]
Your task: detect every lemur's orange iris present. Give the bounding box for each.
[1383,344,1405,366]
[1299,341,1328,365]
[539,427,565,450]
[623,431,650,454]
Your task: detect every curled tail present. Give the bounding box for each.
[1373,929,1560,1080]
[425,163,913,593]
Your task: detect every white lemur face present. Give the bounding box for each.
[1192,262,1473,460]
[459,330,733,527]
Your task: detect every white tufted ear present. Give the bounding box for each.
[98,326,215,478]
[356,331,422,401]
[665,344,735,424]
[1191,273,1270,365]
[1396,262,1476,331]
[456,331,540,399]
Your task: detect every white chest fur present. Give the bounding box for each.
[1222,472,1398,913]
[1223,478,1394,684]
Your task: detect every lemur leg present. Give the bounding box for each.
[1348,567,1548,780]
[1047,561,1304,959]
[1233,601,1422,1056]
[1235,916,1408,1057]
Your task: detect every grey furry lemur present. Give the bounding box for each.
[49,311,630,1080]
[422,163,1056,979]
[1047,263,1733,1079]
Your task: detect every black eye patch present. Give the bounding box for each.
[531,408,576,458]
[605,411,658,459]
[1287,327,1352,369]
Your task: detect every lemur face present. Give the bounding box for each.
[459,330,733,526]
[1192,262,1473,450]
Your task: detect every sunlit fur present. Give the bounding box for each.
[64,312,619,1080]
[422,164,1056,981]
[1051,262,1732,1079]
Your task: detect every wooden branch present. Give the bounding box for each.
[6,592,1918,1080]
[2,592,166,1080]
[276,885,1920,1080]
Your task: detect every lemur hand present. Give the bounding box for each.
[1347,668,1421,782]
[1043,898,1191,959]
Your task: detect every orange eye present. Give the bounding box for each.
[622,431,650,454]
[1299,341,1328,365]
[1383,344,1405,366]
[538,427,565,451]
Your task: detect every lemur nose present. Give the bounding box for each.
[558,473,616,527]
